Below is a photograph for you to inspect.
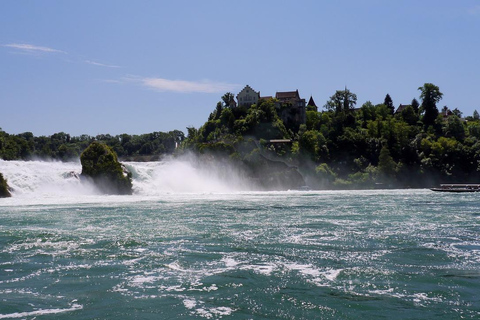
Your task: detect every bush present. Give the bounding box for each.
[80,141,132,195]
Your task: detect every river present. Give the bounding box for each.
[0,160,479,319]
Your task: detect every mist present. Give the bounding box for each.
[0,154,257,198]
[127,153,256,194]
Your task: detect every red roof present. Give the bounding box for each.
[275,90,299,100]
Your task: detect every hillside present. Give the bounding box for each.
[181,84,480,189]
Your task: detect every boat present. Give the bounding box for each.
[430,184,480,193]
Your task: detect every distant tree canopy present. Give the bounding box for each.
[0,129,184,161]
[3,82,480,189]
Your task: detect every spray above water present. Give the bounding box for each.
[0,155,254,197]
[128,154,253,194]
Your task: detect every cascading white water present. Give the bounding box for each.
[127,158,250,195]
[0,160,98,196]
[0,156,252,198]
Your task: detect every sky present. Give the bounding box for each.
[1,0,480,137]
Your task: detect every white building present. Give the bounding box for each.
[236,85,260,107]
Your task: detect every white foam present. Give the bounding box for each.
[323,268,343,281]
[221,257,239,268]
[0,303,82,319]
[183,298,197,309]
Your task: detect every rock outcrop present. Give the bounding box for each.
[80,141,133,195]
[0,173,12,198]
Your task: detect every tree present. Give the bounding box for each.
[378,145,397,181]
[443,115,465,141]
[80,141,132,195]
[452,108,462,118]
[418,83,443,128]
[474,110,480,120]
[324,87,357,113]
[441,106,450,116]
[400,105,419,125]
[221,92,235,108]
[411,98,420,114]
[384,94,394,115]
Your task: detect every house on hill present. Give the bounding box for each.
[275,90,306,131]
[236,85,260,107]
[234,85,308,131]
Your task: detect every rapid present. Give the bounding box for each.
[0,160,479,319]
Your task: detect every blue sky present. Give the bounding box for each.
[1,1,480,136]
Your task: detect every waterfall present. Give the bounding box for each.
[0,157,252,197]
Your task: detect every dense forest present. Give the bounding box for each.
[2,82,480,189]
[0,130,184,161]
[182,83,480,189]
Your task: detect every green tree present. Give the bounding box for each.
[384,94,394,115]
[400,105,418,125]
[443,115,465,141]
[473,110,480,120]
[80,141,132,195]
[221,92,235,108]
[324,87,357,113]
[419,83,443,128]
[299,130,327,161]
[411,98,420,114]
[377,145,397,181]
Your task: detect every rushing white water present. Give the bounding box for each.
[0,158,252,199]
[1,160,480,319]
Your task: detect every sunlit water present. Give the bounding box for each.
[0,161,479,319]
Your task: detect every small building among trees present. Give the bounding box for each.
[236,85,260,107]
[234,85,308,132]
[275,90,307,131]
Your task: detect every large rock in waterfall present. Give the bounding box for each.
[80,141,133,195]
[0,173,12,198]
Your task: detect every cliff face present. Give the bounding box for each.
[80,141,133,195]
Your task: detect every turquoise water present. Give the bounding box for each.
[1,188,480,319]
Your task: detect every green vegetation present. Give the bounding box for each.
[182,83,480,189]
[2,82,480,190]
[0,173,11,198]
[80,141,133,195]
[0,130,184,161]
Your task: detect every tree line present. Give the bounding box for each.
[2,83,480,189]
[0,130,184,161]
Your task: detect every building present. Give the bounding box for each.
[236,85,260,107]
[307,96,318,112]
[395,104,411,114]
[234,85,308,131]
[275,90,306,130]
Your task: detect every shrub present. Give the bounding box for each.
[80,141,132,195]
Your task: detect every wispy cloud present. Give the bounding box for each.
[85,60,121,68]
[137,77,239,93]
[4,43,66,54]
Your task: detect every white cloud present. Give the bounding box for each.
[85,60,121,68]
[139,77,239,93]
[4,43,66,54]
